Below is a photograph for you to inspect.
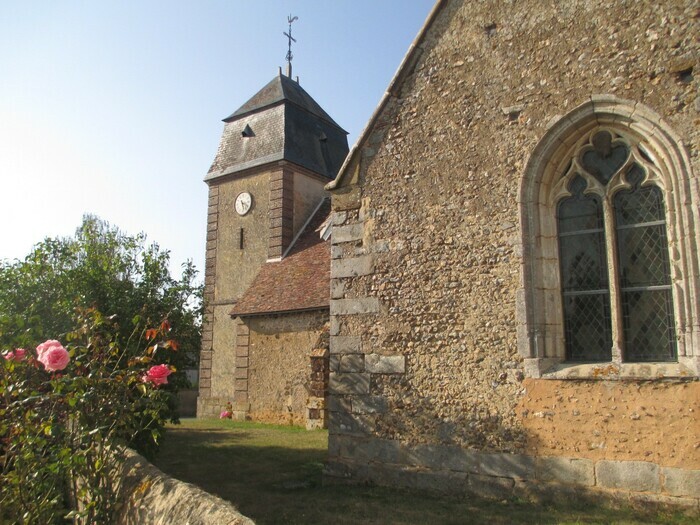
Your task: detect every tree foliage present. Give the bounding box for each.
[0,215,202,388]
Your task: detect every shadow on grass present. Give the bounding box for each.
[153,421,694,525]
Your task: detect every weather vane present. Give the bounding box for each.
[283,14,298,77]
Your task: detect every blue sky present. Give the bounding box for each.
[0,0,434,278]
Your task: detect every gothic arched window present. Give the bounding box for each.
[519,97,699,378]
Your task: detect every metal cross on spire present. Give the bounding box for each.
[283,14,298,78]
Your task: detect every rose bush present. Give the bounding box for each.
[0,309,181,524]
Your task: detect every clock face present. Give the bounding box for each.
[235,192,252,216]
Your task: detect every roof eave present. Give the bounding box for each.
[230,305,329,319]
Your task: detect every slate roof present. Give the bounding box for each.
[230,199,331,317]
[224,73,343,129]
[206,73,349,182]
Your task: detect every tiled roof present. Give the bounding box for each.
[230,200,331,317]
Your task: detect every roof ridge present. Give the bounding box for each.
[223,74,346,132]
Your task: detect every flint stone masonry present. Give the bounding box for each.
[365,354,406,374]
[595,461,661,493]
[330,298,380,315]
[330,255,374,278]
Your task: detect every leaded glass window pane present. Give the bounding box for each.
[620,289,676,361]
[614,164,676,362]
[558,176,612,361]
[562,293,613,361]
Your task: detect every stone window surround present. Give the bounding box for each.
[519,95,700,379]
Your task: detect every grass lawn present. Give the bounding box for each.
[153,419,694,525]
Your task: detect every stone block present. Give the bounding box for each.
[596,460,660,493]
[332,186,361,211]
[340,354,365,372]
[662,467,700,498]
[330,335,362,354]
[332,223,364,244]
[329,372,370,395]
[536,456,595,486]
[333,436,400,463]
[330,279,345,299]
[327,395,352,413]
[328,411,374,436]
[330,298,380,315]
[331,255,374,278]
[352,395,388,414]
[306,397,325,410]
[365,354,405,374]
[478,452,536,479]
[329,355,340,372]
[329,316,341,336]
[332,211,348,226]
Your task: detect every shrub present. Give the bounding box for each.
[0,308,179,524]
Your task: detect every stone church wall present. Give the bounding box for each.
[246,311,328,425]
[327,0,699,508]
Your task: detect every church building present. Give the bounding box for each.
[199,0,699,509]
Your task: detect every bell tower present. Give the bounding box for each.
[197,66,349,417]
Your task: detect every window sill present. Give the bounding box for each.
[524,357,699,380]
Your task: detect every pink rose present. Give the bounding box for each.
[3,348,27,361]
[143,364,172,386]
[36,340,70,372]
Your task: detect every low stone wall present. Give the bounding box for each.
[115,449,254,525]
[325,437,700,513]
